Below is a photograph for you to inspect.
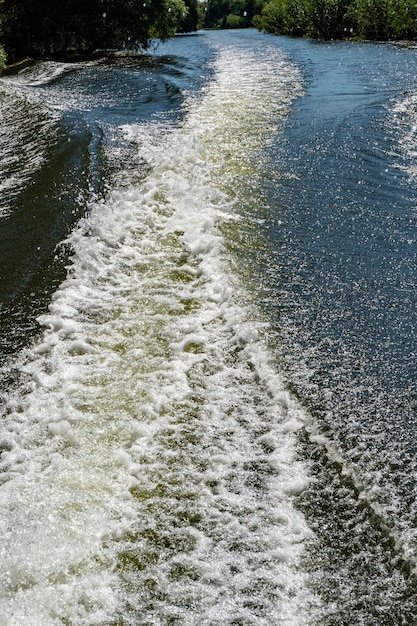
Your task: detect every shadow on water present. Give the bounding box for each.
[0,122,90,361]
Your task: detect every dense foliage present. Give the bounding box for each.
[254,0,417,39]
[0,0,195,64]
[1,0,416,68]
[203,0,263,29]
[178,0,200,32]
[203,0,417,40]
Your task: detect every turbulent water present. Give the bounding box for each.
[0,29,417,625]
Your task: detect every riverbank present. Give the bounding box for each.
[0,58,33,76]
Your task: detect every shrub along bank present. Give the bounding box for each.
[202,0,417,40]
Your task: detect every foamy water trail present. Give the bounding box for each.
[0,39,320,624]
[392,93,417,184]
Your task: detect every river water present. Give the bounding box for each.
[0,29,416,625]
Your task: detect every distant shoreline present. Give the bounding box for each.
[2,33,416,78]
[0,49,157,75]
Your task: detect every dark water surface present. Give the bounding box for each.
[0,30,417,625]
[251,37,417,624]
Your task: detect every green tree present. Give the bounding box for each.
[226,13,242,26]
[257,0,417,39]
[2,0,187,62]
[203,0,261,27]
[203,0,230,28]
[255,0,288,33]
[256,0,310,35]
[309,0,350,38]
[177,0,199,32]
[386,0,417,38]
[347,0,389,38]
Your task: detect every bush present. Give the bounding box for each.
[309,0,349,38]
[258,0,311,35]
[226,12,243,26]
[256,0,417,39]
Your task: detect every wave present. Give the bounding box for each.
[0,36,319,624]
[0,85,58,217]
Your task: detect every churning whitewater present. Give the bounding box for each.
[0,37,319,624]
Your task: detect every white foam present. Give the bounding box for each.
[3,61,86,87]
[392,94,417,185]
[0,36,320,624]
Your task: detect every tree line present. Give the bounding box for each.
[203,0,417,40]
[255,0,417,40]
[0,0,199,67]
[1,0,416,71]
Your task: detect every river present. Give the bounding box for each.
[0,28,416,625]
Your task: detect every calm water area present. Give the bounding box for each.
[0,28,416,625]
